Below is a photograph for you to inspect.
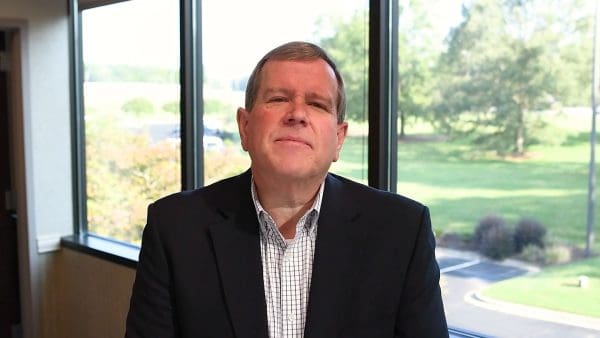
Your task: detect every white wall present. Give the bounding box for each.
[2,0,74,249]
[0,1,73,337]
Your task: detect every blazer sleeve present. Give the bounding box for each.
[125,203,178,338]
[395,207,448,338]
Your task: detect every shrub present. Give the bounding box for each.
[204,98,235,114]
[474,215,514,260]
[480,224,515,260]
[514,217,546,253]
[122,97,154,116]
[519,244,546,264]
[162,100,179,115]
[204,148,250,185]
[545,244,572,265]
[438,232,471,250]
[473,214,507,248]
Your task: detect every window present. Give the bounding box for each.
[397,0,599,336]
[201,0,369,185]
[81,0,181,245]
[77,0,369,245]
[72,0,600,336]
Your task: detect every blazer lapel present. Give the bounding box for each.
[208,172,268,338]
[304,174,366,338]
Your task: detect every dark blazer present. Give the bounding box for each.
[125,171,448,338]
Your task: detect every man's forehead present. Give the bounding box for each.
[259,60,337,89]
[262,58,335,75]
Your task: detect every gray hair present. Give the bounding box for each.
[244,41,346,123]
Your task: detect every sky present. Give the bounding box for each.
[82,0,465,80]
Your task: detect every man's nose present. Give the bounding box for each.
[284,100,308,125]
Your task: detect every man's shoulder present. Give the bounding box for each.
[150,171,250,211]
[326,173,425,212]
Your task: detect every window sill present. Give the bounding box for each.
[61,234,139,269]
[448,327,487,338]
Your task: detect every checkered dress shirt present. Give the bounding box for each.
[251,180,324,338]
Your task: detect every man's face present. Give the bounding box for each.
[237,59,348,182]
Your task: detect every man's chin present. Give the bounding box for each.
[275,168,321,181]
[254,165,327,183]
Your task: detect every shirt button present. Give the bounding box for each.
[287,314,295,322]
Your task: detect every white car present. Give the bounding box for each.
[146,123,225,152]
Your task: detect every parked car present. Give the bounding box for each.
[146,123,225,151]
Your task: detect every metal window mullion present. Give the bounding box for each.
[390,0,398,193]
[180,0,204,190]
[368,0,398,192]
[69,0,88,234]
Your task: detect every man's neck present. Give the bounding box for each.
[253,172,324,239]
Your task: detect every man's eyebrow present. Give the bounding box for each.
[262,87,292,96]
[261,88,335,106]
[305,91,335,104]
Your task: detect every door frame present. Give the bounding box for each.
[0,21,38,338]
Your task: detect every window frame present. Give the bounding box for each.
[180,0,203,190]
[69,0,198,238]
[69,0,399,243]
[65,1,485,336]
[368,0,398,192]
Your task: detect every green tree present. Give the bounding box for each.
[397,0,442,137]
[85,64,178,83]
[318,11,369,122]
[162,100,180,115]
[85,114,180,244]
[536,0,594,106]
[85,112,250,244]
[432,0,592,155]
[204,98,235,116]
[122,97,154,116]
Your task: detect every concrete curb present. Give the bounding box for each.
[436,247,540,273]
[466,291,600,332]
[438,246,600,333]
[437,247,482,261]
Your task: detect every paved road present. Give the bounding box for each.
[437,248,600,338]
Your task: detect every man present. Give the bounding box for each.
[126,41,447,338]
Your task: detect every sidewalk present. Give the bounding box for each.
[467,291,600,331]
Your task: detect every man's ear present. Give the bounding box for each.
[237,107,250,151]
[333,122,348,162]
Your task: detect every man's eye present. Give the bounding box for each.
[309,102,328,111]
[268,97,287,103]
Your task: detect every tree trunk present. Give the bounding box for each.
[399,110,406,138]
[516,126,524,155]
[515,110,525,155]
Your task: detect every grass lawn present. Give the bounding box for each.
[396,139,596,251]
[332,112,600,317]
[481,256,600,318]
[333,113,600,252]
[331,135,369,184]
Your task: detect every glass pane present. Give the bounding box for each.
[397,0,599,336]
[82,0,180,245]
[202,0,369,185]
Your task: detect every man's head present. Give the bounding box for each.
[237,41,348,183]
[245,41,346,123]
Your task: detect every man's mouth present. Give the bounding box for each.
[276,136,312,148]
